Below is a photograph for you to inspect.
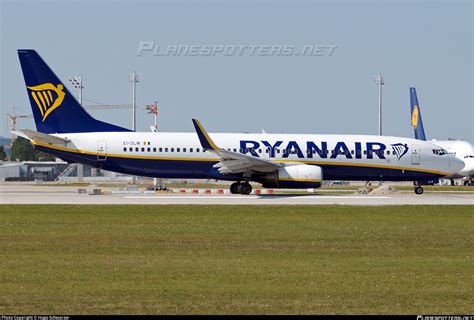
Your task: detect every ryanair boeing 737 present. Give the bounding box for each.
[14,50,464,194]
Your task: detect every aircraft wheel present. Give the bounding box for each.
[230,182,240,194]
[239,182,252,195]
[414,186,424,195]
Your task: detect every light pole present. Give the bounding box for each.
[129,72,139,185]
[69,76,84,182]
[374,73,384,136]
[128,72,139,131]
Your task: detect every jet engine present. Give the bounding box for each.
[256,164,323,188]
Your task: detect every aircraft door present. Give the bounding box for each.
[411,144,420,165]
[97,140,107,161]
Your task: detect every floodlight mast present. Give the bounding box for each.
[68,75,84,182]
[129,72,139,131]
[374,73,384,136]
[68,76,83,105]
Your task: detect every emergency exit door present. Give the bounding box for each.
[411,144,420,165]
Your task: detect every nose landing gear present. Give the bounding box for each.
[230,181,253,195]
[413,181,424,194]
[414,186,424,195]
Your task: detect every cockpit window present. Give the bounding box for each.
[464,155,474,158]
[432,149,448,156]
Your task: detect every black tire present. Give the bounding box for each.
[240,182,252,195]
[415,186,424,195]
[230,182,240,194]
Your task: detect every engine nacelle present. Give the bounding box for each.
[258,164,323,188]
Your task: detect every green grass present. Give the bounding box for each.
[0,205,472,314]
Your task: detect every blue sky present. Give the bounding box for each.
[1,0,472,141]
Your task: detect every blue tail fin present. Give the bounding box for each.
[18,49,131,134]
[410,87,427,141]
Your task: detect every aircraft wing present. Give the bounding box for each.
[12,129,70,145]
[192,119,281,174]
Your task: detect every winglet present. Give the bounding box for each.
[192,119,220,151]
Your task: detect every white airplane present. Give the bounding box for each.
[410,87,474,185]
[14,50,464,195]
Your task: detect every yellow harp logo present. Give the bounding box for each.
[27,83,65,122]
[411,105,419,128]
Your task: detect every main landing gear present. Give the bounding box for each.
[230,182,252,195]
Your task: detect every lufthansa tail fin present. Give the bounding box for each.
[410,87,427,141]
[18,49,131,134]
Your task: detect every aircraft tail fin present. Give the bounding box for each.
[18,49,131,134]
[410,87,427,141]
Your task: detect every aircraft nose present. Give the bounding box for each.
[449,156,465,174]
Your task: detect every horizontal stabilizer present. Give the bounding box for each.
[12,129,70,145]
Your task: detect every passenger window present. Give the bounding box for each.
[258,149,262,154]
[196,148,200,152]
[165,148,168,152]
[177,148,180,152]
[171,148,174,152]
[363,150,367,155]
[129,147,133,152]
[123,147,127,152]
[147,147,150,152]
[183,148,186,152]
[135,147,139,152]
[159,147,163,152]
[233,148,237,152]
[351,150,354,155]
[277,149,280,154]
[141,147,144,152]
[190,148,193,152]
[153,147,156,152]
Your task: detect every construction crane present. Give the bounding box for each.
[7,107,32,141]
[84,104,132,110]
[7,104,132,140]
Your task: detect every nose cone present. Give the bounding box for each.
[449,156,465,175]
